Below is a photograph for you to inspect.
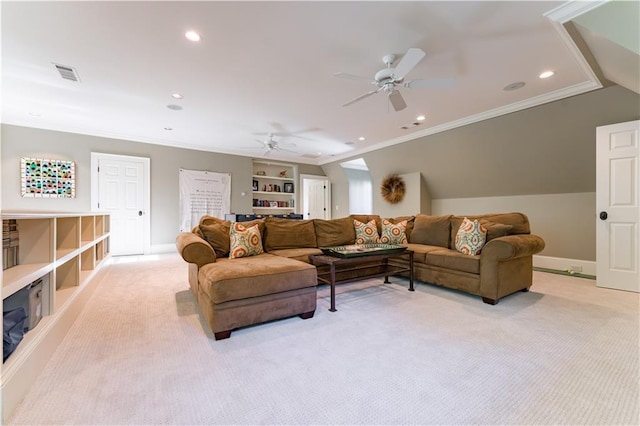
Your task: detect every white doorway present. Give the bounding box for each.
[91,153,151,256]
[596,120,639,292]
[300,174,331,220]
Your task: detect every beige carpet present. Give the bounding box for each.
[7,253,640,425]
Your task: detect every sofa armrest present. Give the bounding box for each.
[176,232,216,267]
[480,234,545,262]
[479,234,545,304]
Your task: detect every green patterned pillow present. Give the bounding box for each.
[380,219,408,244]
[229,223,264,258]
[354,219,380,244]
[455,217,487,255]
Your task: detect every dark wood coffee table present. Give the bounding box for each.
[309,248,413,312]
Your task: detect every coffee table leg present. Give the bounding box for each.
[408,251,415,292]
[329,263,337,312]
[383,258,390,283]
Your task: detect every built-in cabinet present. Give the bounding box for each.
[1,212,111,422]
[251,160,298,214]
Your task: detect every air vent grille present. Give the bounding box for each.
[54,63,80,82]
[300,153,321,159]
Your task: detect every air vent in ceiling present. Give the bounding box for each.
[53,63,80,82]
[300,153,321,159]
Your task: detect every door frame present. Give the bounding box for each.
[299,174,331,220]
[90,152,151,255]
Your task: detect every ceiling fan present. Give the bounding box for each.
[255,133,297,156]
[334,47,454,112]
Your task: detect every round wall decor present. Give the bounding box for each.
[381,174,406,204]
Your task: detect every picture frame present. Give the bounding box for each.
[284,182,294,193]
[269,201,278,208]
[252,179,259,191]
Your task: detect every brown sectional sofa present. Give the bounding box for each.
[176,212,544,339]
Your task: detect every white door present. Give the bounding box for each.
[92,153,150,256]
[301,176,331,219]
[596,120,639,292]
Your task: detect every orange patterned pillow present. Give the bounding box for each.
[455,217,487,255]
[380,219,408,244]
[229,223,264,258]
[354,219,380,244]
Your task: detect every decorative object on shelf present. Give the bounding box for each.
[252,180,258,191]
[284,182,294,193]
[380,174,406,204]
[256,171,266,176]
[20,157,75,198]
[279,170,288,178]
[270,201,278,208]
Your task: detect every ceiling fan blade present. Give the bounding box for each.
[342,89,380,107]
[333,72,376,83]
[404,78,455,89]
[388,90,407,112]
[392,48,426,80]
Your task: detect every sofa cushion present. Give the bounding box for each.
[380,219,408,244]
[198,253,317,304]
[410,214,451,247]
[425,249,480,275]
[480,219,513,242]
[354,219,380,244]
[455,217,487,255]
[199,221,231,258]
[387,216,415,240]
[314,217,356,247]
[264,217,317,251]
[268,247,323,263]
[404,243,448,263]
[229,223,264,258]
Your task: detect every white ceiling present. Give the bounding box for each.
[1,1,611,165]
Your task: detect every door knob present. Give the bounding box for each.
[599,211,608,220]
[138,210,143,216]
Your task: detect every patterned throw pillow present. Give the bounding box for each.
[229,223,264,259]
[380,219,408,244]
[455,217,487,255]
[354,219,380,244]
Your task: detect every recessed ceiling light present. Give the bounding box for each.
[171,93,183,99]
[416,115,426,121]
[358,136,365,141]
[166,104,183,111]
[539,70,555,79]
[185,31,201,42]
[503,81,526,91]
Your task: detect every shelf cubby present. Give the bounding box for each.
[55,217,79,260]
[81,216,95,246]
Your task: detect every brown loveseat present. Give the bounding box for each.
[176,213,544,339]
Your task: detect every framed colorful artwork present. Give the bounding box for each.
[21,157,76,198]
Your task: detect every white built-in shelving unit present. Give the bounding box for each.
[251,160,298,214]
[1,212,111,422]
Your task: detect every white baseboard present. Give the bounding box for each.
[533,255,596,276]
[150,243,177,254]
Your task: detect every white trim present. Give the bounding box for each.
[544,0,609,24]
[90,152,151,255]
[534,255,596,276]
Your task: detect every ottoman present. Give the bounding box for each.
[196,253,317,340]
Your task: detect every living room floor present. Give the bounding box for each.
[8,253,640,425]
